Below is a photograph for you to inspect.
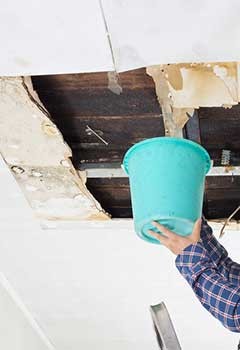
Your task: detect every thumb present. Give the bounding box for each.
[190,218,202,241]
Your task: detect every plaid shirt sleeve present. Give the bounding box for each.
[176,242,240,332]
[201,216,240,285]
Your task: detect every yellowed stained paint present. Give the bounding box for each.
[147,62,240,136]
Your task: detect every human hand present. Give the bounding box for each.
[147,218,202,255]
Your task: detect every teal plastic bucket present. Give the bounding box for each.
[122,137,211,244]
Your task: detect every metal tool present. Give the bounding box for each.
[150,302,182,350]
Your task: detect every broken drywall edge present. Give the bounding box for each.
[147,66,193,137]
[147,62,240,136]
[0,76,71,166]
[11,165,108,220]
[107,71,122,95]
[148,62,239,110]
[23,77,51,116]
[0,77,110,220]
[38,217,240,234]
[172,63,238,107]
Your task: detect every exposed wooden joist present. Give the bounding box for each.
[32,70,240,168]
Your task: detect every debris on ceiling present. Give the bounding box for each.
[147,66,194,137]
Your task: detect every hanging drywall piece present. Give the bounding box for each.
[107,71,123,95]
[0,77,109,220]
[148,63,239,110]
[147,66,194,136]
[147,62,240,135]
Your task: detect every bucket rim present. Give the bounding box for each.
[122,137,211,175]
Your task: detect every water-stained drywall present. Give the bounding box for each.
[0,77,109,220]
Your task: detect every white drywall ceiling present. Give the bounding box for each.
[1,0,240,75]
[0,156,240,349]
[103,0,240,71]
[0,0,114,76]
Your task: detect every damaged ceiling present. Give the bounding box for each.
[25,64,240,220]
[1,2,240,350]
[0,63,240,221]
[0,0,240,222]
[1,67,240,350]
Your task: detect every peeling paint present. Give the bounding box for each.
[147,62,240,136]
[147,66,191,137]
[148,62,239,109]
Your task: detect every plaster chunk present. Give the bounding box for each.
[0,77,109,221]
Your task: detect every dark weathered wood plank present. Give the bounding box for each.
[199,105,240,120]
[35,88,161,117]
[200,121,240,149]
[206,176,240,189]
[54,115,164,144]
[205,176,240,219]
[32,70,240,219]
[199,106,240,150]
[86,178,132,218]
[184,110,201,144]
[207,199,240,220]
[32,68,154,91]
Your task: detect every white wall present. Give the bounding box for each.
[1,156,240,349]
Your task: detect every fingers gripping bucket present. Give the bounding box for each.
[122,137,211,244]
